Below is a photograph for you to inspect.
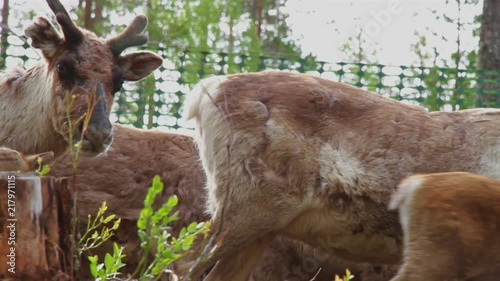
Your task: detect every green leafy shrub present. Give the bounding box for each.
[134,175,210,280]
[88,243,126,281]
[80,175,210,281]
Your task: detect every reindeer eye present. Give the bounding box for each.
[57,63,67,74]
[56,56,81,90]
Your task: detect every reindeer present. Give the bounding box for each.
[0,147,54,172]
[182,71,500,280]
[0,0,162,159]
[50,123,398,281]
[389,172,500,281]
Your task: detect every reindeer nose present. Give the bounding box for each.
[77,82,113,155]
[88,83,109,125]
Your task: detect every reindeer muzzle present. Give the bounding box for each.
[74,83,113,156]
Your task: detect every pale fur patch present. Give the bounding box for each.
[0,67,25,94]
[389,176,424,210]
[0,63,55,154]
[184,75,229,175]
[478,147,500,180]
[183,75,230,217]
[183,75,227,121]
[317,143,366,195]
[389,175,424,235]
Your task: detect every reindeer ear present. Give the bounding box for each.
[116,51,163,81]
[24,17,62,59]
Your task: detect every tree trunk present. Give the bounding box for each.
[255,0,263,39]
[0,0,10,67]
[82,0,105,34]
[0,173,73,281]
[93,0,104,35]
[83,0,93,30]
[477,0,500,107]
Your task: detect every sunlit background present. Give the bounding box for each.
[5,0,481,66]
[0,0,487,133]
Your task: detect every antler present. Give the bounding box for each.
[106,15,149,56]
[46,0,83,48]
[46,0,70,19]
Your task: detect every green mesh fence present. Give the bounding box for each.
[2,34,500,132]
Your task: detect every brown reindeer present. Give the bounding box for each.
[182,71,500,280]
[49,124,398,281]
[0,147,54,172]
[0,0,162,158]
[388,172,500,281]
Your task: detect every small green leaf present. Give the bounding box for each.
[138,229,146,240]
[179,227,187,238]
[112,218,121,230]
[88,255,99,278]
[152,175,164,193]
[187,222,198,233]
[182,236,195,250]
[104,253,113,272]
[157,241,166,253]
[113,242,121,254]
[103,214,116,223]
[166,195,179,207]
[36,164,51,176]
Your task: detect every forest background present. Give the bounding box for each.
[1,0,498,132]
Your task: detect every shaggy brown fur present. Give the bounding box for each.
[183,71,500,280]
[49,124,205,279]
[0,0,161,159]
[49,124,398,281]
[389,172,500,281]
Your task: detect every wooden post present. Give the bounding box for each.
[0,172,73,281]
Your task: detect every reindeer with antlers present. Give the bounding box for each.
[0,0,162,161]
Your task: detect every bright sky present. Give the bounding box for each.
[284,0,482,66]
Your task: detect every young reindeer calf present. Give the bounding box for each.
[389,172,500,281]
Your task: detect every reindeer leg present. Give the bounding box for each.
[187,205,289,281]
[202,233,276,281]
[188,158,301,281]
[389,241,460,281]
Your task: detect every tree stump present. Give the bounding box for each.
[0,172,73,281]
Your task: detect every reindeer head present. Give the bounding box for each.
[23,0,162,156]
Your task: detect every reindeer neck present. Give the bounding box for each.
[0,62,66,157]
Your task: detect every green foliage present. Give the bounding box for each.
[4,0,315,129]
[79,201,121,253]
[338,26,381,92]
[80,176,209,280]
[88,243,126,281]
[113,0,316,128]
[74,0,144,36]
[36,163,51,177]
[409,0,481,110]
[133,175,210,281]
